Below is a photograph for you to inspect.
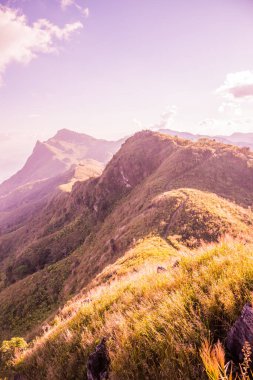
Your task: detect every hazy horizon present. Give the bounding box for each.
[1,0,253,182]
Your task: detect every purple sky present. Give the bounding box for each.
[0,0,253,182]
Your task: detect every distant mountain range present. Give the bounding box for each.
[158,128,253,149]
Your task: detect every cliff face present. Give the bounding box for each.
[0,141,62,197]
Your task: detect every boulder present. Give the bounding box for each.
[14,375,26,380]
[157,266,167,273]
[87,338,110,380]
[226,303,253,361]
[172,260,180,269]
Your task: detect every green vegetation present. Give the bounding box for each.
[0,257,73,341]
[0,337,27,374]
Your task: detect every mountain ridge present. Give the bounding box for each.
[2,128,253,192]
[159,128,253,149]
[0,130,123,196]
[1,130,253,379]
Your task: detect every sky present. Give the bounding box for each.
[0,0,253,182]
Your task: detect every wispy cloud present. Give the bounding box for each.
[150,105,178,130]
[61,0,89,17]
[133,106,178,132]
[198,117,253,135]
[218,101,242,116]
[61,0,75,10]
[133,118,143,129]
[0,5,83,85]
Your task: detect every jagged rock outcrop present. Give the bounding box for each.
[226,303,253,361]
[87,338,110,380]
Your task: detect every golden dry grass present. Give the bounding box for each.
[7,236,253,380]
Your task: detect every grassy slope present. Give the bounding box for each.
[12,237,253,380]
[0,256,74,341]
[0,131,253,370]
[0,171,101,291]
[1,132,253,344]
[1,187,252,344]
[68,133,253,294]
[66,185,253,294]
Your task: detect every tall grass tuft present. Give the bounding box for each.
[201,340,252,380]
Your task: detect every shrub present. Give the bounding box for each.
[0,337,27,371]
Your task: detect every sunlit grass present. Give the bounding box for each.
[8,236,253,380]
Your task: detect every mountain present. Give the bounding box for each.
[158,128,201,141]
[159,128,253,150]
[0,129,123,198]
[0,130,123,236]
[223,132,253,146]
[1,131,253,379]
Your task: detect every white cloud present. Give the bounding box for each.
[61,0,89,18]
[218,101,242,116]
[0,5,83,84]
[217,71,253,100]
[61,0,75,10]
[161,105,178,122]
[81,8,89,18]
[133,106,178,132]
[150,105,178,130]
[133,118,143,129]
[198,118,253,136]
